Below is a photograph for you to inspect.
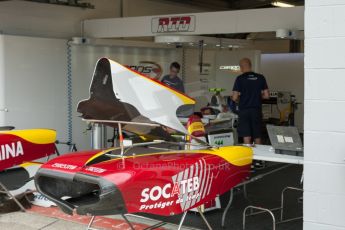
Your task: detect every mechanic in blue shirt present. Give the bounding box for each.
[232,58,269,145]
[161,62,185,93]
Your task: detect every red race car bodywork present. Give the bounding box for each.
[35,58,253,218]
[0,129,56,171]
[35,145,252,216]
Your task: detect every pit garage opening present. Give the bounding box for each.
[0,1,340,230]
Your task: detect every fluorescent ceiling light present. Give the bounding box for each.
[271,1,295,7]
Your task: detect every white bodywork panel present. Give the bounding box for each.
[107,59,195,135]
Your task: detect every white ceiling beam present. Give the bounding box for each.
[83,6,304,38]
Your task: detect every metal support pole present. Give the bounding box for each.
[221,189,233,227]
[122,214,135,230]
[143,222,167,230]
[243,206,276,230]
[0,182,26,212]
[86,216,97,230]
[221,164,292,228]
[177,211,188,230]
[300,171,304,184]
[125,214,167,230]
[280,187,303,222]
[241,186,303,229]
[197,206,213,230]
[243,183,248,200]
[85,213,172,230]
[91,123,107,149]
[118,123,124,156]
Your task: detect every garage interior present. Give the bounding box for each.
[0,1,342,230]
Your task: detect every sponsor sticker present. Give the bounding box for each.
[219,65,241,72]
[139,160,214,211]
[51,163,77,170]
[126,61,162,80]
[85,166,106,173]
[32,192,56,208]
[0,141,24,161]
[151,15,196,33]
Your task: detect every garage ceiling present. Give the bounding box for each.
[0,0,304,10]
[158,0,304,11]
[0,0,95,9]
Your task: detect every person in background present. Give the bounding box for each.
[232,58,269,145]
[161,62,185,93]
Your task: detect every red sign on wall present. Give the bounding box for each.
[151,15,196,33]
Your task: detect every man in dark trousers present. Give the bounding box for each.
[161,62,185,93]
[232,58,269,145]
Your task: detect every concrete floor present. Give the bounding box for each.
[0,212,86,230]
[0,211,199,230]
[0,163,303,230]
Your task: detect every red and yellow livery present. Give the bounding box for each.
[35,145,252,216]
[0,129,56,171]
[34,58,253,218]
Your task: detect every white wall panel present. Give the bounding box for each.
[215,50,261,95]
[305,69,345,101]
[304,222,345,230]
[305,6,333,38]
[305,0,345,229]
[304,100,345,133]
[306,1,345,6]
[304,190,345,227]
[304,131,345,163]
[0,35,68,152]
[0,36,184,152]
[182,49,261,111]
[304,162,345,195]
[261,53,304,130]
[305,37,345,69]
[182,48,217,111]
